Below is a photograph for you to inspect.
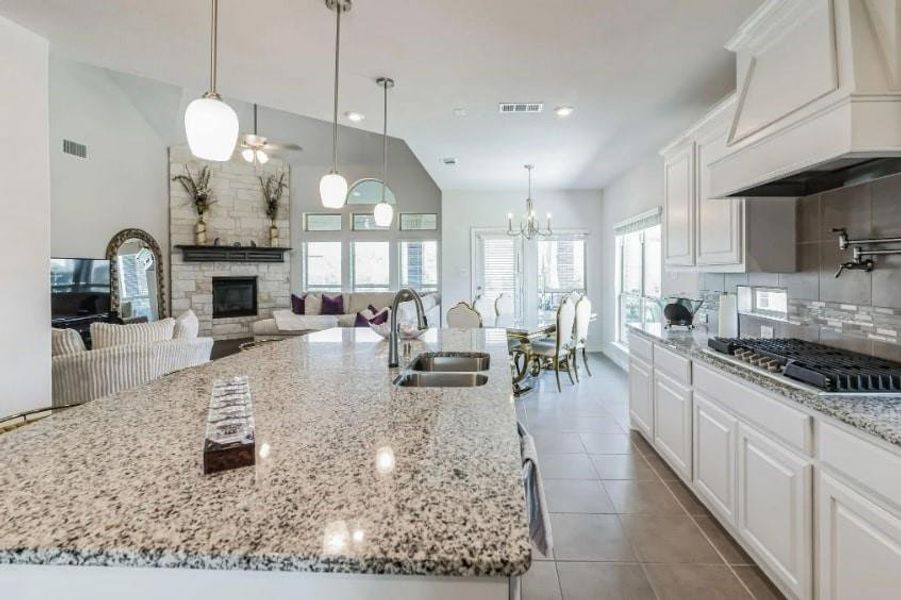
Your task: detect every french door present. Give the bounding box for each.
[471,229,524,320]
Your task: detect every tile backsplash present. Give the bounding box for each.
[696,172,901,361]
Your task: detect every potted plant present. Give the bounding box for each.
[172,165,215,245]
[260,172,288,247]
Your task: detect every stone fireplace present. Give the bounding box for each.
[168,146,290,339]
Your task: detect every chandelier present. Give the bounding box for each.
[507,164,552,240]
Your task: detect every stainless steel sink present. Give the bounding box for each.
[409,352,491,373]
[394,372,489,388]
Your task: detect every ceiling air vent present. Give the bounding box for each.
[499,102,543,114]
[442,157,458,166]
[62,139,87,159]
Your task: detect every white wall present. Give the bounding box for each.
[0,17,51,418]
[441,190,603,348]
[599,154,698,367]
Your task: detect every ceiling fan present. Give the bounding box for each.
[240,104,302,164]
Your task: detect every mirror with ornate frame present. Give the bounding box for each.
[346,178,396,205]
[105,228,166,322]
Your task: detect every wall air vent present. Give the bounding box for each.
[442,157,458,166]
[62,139,87,159]
[499,102,543,114]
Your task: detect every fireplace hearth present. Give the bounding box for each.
[212,277,258,319]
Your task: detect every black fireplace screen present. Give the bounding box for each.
[212,277,258,319]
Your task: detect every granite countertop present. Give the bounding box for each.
[628,323,901,448]
[0,328,531,577]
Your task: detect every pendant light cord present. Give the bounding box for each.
[382,81,388,202]
[208,0,218,96]
[332,6,342,172]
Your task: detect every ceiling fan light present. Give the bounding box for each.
[256,149,269,164]
[373,200,394,227]
[320,172,348,209]
[185,96,239,161]
[241,148,255,163]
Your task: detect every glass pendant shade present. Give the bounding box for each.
[185,96,239,161]
[320,172,348,209]
[373,200,394,227]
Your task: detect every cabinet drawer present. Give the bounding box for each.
[694,363,812,455]
[819,422,901,511]
[653,344,691,384]
[629,333,654,362]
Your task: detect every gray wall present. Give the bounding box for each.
[47,56,440,302]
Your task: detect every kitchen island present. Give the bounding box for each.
[0,328,530,600]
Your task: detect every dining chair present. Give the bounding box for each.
[572,295,592,381]
[446,302,483,328]
[526,297,576,392]
[473,296,495,327]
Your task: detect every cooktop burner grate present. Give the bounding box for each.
[707,337,901,393]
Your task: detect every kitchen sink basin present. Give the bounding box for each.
[409,352,491,373]
[394,372,489,388]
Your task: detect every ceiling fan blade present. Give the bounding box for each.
[265,142,303,152]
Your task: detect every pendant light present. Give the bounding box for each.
[320,0,351,209]
[373,77,395,227]
[184,0,239,161]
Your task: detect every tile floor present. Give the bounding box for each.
[516,354,786,600]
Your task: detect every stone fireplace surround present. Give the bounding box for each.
[169,147,290,340]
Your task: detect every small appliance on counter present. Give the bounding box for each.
[663,297,704,329]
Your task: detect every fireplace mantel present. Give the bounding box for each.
[175,245,292,263]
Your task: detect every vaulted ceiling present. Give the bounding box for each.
[0,0,762,190]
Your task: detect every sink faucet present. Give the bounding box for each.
[388,288,429,368]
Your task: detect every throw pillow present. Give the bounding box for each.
[368,303,387,314]
[320,294,344,315]
[174,310,200,339]
[91,318,176,349]
[354,309,375,327]
[51,327,86,356]
[370,307,390,325]
[291,293,306,315]
[305,293,322,315]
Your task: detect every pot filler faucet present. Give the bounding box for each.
[833,228,901,278]
[388,288,429,368]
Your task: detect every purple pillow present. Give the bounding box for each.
[368,304,384,314]
[320,294,344,315]
[354,312,372,327]
[291,294,306,315]
[370,308,389,325]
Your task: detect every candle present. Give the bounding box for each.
[507,213,513,230]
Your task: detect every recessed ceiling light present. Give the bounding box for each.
[442,157,458,166]
[345,111,365,122]
[453,108,467,117]
[555,105,575,118]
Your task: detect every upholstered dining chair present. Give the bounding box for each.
[526,296,576,392]
[473,296,495,327]
[572,295,592,381]
[446,302,483,328]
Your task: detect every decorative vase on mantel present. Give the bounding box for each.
[269,222,279,248]
[194,215,208,245]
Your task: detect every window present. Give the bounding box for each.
[304,213,342,231]
[537,237,586,314]
[473,232,522,317]
[352,213,389,231]
[304,242,342,292]
[351,241,390,291]
[399,241,438,291]
[400,213,438,231]
[615,212,662,345]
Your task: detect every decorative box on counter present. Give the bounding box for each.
[203,376,255,474]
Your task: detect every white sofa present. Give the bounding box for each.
[252,291,441,341]
[51,314,213,407]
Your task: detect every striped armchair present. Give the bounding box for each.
[52,337,213,407]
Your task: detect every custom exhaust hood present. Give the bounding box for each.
[709,0,901,199]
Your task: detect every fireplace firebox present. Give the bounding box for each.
[212,277,258,319]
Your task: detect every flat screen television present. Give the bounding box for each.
[50,258,111,318]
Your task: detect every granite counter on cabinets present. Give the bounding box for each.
[628,323,901,448]
[0,328,530,597]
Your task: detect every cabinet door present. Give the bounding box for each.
[629,356,654,439]
[653,370,692,479]
[695,124,743,266]
[693,392,738,524]
[664,143,695,266]
[737,425,812,600]
[818,472,901,600]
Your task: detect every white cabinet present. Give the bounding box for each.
[693,392,738,524]
[628,356,654,439]
[663,142,695,266]
[653,370,692,480]
[738,424,812,600]
[818,472,901,600]
[695,121,743,266]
